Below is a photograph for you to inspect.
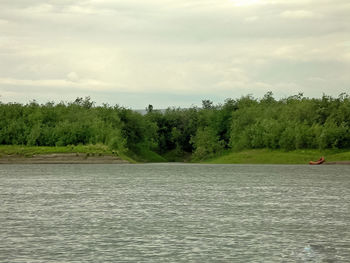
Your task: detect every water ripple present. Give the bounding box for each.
[1,164,350,262]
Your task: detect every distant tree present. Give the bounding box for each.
[191,127,224,160]
[1,93,350,160]
[202,99,213,109]
[146,104,153,113]
[73,96,95,109]
[260,91,276,105]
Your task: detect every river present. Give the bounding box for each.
[1,164,349,262]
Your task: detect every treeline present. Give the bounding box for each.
[1,93,350,160]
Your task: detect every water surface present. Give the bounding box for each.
[1,164,349,262]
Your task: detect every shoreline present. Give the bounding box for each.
[1,153,350,165]
[0,153,129,164]
[322,161,350,165]
[1,147,350,165]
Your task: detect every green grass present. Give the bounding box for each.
[202,149,350,164]
[125,148,167,163]
[122,143,167,163]
[0,144,114,158]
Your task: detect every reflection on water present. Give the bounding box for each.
[1,164,350,262]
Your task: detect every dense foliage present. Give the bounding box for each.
[1,93,350,160]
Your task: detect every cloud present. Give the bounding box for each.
[0,19,9,25]
[0,77,113,91]
[280,10,319,19]
[245,16,259,22]
[67,72,80,82]
[0,0,349,107]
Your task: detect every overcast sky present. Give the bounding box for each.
[1,0,350,108]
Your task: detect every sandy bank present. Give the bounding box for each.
[0,153,129,164]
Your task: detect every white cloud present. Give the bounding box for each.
[230,0,263,7]
[0,77,113,91]
[245,16,259,22]
[0,0,349,107]
[67,72,80,82]
[0,19,9,25]
[280,10,319,19]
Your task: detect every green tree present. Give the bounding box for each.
[191,127,224,160]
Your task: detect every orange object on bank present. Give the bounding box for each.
[309,157,325,165]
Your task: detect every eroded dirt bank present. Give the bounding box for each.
[0,153,129,164]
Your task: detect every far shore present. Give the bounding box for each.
[323,161,350,165]
[0,153,129,164]
[1,152,350,164]
[202,149,350,165]
[1,145,350,165]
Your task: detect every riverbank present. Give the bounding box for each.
[202,149,350,164]
[0,153,128,164]
[0,145,130,164]
[1,145,350,164]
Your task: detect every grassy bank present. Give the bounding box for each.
[2,145,350,164]
[0,144,117,157]
[124,147,167,163]
[202,149,350,164]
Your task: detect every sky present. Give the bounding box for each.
[0,0,350,108]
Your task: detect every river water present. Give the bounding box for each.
[0,164,349,262]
